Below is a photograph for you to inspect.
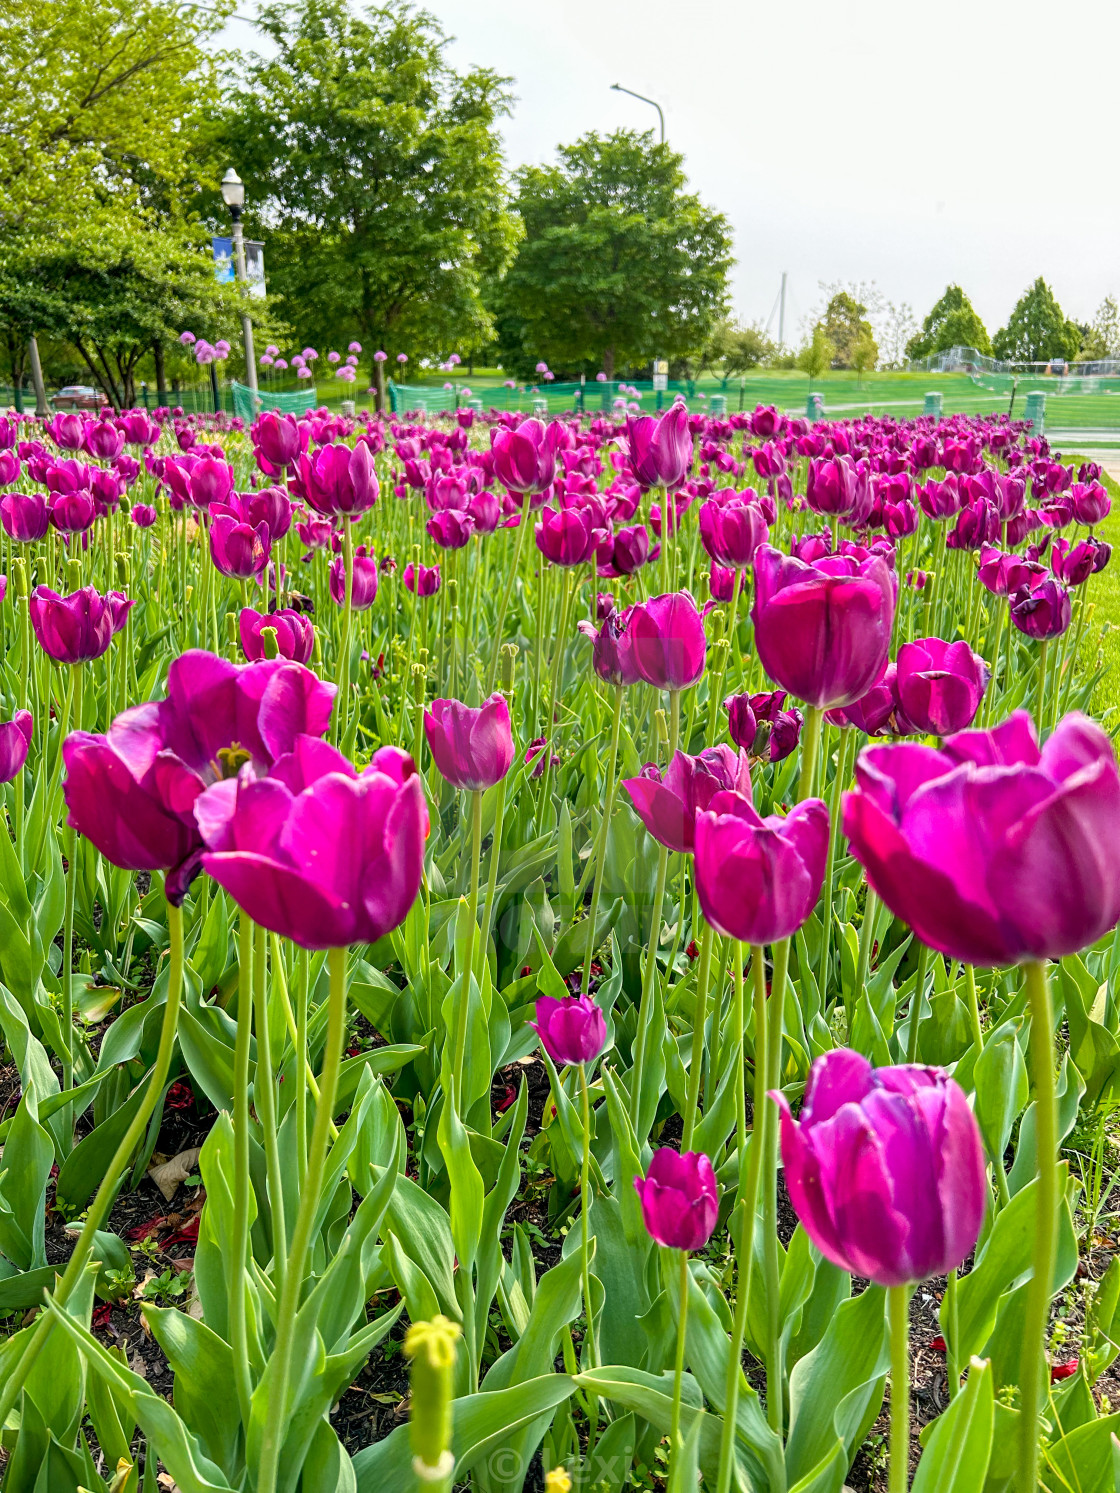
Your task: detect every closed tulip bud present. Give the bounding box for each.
[634,1148,719,1251]
[577,607,641,688]
[772,1049,986,1287]
[532,993,607,1066]
[625,402,693,490]
[404,1316,460,1483]
[724,693,757,752]
[30,586,122,664]
[628,591,706,691]
[239,607,315,663]
[491,418,562,494]
[115,553,131,588]
[1070,481,1110,526]
[806,455,859,517]
[698,498,769,566]
[10,558,27,598]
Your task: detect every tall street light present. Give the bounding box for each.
[610,83,665,144]
[220,168,259,395]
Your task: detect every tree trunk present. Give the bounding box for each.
[153,340,168,405]
[27,335,49,416]
[603,346,616,381]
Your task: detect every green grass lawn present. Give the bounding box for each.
[1060,455,1120,721]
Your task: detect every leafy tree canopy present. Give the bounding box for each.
[212,0,520,371]
[815,291,876,371]
[493,128,733,381]
[992,278,1081,365]
[1076,296,1120,363]
[906,284,992,361]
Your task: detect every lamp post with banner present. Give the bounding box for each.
[220,169,259,396]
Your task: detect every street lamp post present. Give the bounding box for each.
[220,168,259,396]
[610,83,665,144]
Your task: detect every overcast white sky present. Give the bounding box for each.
[219,0,1119,338]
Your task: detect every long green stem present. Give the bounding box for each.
[889,1283,912,1493]
[253,924,286,1297]
[582,684,624,997]
[854,889,879,1003]
[964,963,984,1054]
[817,726,852,999]
[906,942,929,1064]
[336,520,354,744]
[715,944,764,1493]
[670,1249,690,1457]
[450,790,483,1090]
[255,945,348,1493]
[539,568,573,814]
[681,920,714,1150]
[763,938,789,1434]
[797,703,824,802]
[579,1066,598,1369]
[230,912,254,1428]
[295,948,310,1195]
[477,776,507,983]
[0,896,185,1432]
[1018,959,1058,1493]
[486,492,531,692]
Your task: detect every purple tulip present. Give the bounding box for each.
[197,740,425,948]
[806,456,859,517]
[724,693,758,752]
[0,493,51,542]
[628,591,706,691]
[1010,575,1072,639]
[698,497,769,567]
[577,607,641,687]
[694,789,829,943]
[842,710,1120,964]
[49,491,97,534]
[894,637,989,736]
[84,420,124,462]
[29,586,130,663]
[131,503,158,529]
[403,561,441,596]
[294,441,379,516]
[63,650,336,903]
[329,550,378,609]
[254,411,303,471]
[977,544,1043,598]
[1051,536,1102,588]
[120,413,159,448]
[1070,481,1110,526]
[491,419,561,494]
[535,505,606,567]
[623,746,752,854]
[239,607,315,663]
[245,485,293,541]
[424,694,514,791]
[752,545,896,711]
[825,663,900,736]
[600,523,654,576]
[46,413,86,451]
[707,562,747,602]
[532,994,607,1066]
[772,1050,986,1287]
[634,1149,719,1251]
[0,453,19,486]
[0,711,32,783]
[625,403,693,490]
[917,477,962,521]
[188,458,235,510]
[947,499,1000,552]
[426,509,475,549]
[209,511,270,582]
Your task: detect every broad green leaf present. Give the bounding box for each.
[912,1356,993,1491]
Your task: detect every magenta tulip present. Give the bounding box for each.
[842,710,1120,964]
[0,493,50,542]
[1010,575,1072,639]
[752,545,896,711]
[209,511,270,582]
[623,746,752,854]
[535,505,606,567]
[634,1149,718,1251]
[239,607,315,663]
[625,403,693,490]
[424,694,514,791]
[329,551,378,609]
[30,586,130,663]
[694,789,828,943]
[894,637,989,736]
[403,561,441,596]
[0,711,32,783]
[628,591,706,691]
[532,994,607,1066]
[491,418,561,495]
[294,441,379,516]
[772,1049,986,1287]
[698,498,769,567]
[577,607,642,687]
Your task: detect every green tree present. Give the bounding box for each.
[215,0,520,372]
[817,291,875,370]
[992,278,1082,364]
[699,318,775,378]
[906,285,992,360]
[494,129,732,381]
[1076,295,1120,362]
[851,326,878,385]
[797,327,835,379]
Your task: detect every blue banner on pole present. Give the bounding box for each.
[211,237,235,284]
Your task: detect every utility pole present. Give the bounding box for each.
[610,83,665,144]
[778,272,788,350]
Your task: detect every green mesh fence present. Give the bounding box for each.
[230,381,320,423]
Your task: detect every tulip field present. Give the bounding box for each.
[1,395,1119,1493]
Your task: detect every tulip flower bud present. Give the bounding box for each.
[66,558,82,590]
[655,708,669,748]
[707,607,726,643]
[10,558,26,599]
[447,577,458,609]
[500,642,518,695]
[260,625,280,660]
[225,611,237,647]
[405,1315,460,1483]
[710,637,730,673]
[108,1457,134,1493]
[115,553,131,588]
[411,662,427,707]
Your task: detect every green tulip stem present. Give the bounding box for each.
[253,923,286,1298]
[0,894,184,1434]
[670,1248,690,1458]
[763,937,790,1434]
[539,567,573,813]
[855,888,879,1003]
[906,941,929,1064]
[964,962,984,1055]
[230,913,255,1428]
[486,491,532,693]
[336,518,354,744]
[1035,640,1049,728]
[889,1282,912,1493]
[797,703,823,802]
[715,943,765,1493]
[630,689,680,1128]
[451,791,484,1095]
[582,684,624,997]
[681,919,714,1151]
[578,1064,599,1373]
[1018,958,1058,1493]
[817,726,852,1000]
[945,1268,961,1400]
[256,945,349,1493]
[477,775,507,985]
